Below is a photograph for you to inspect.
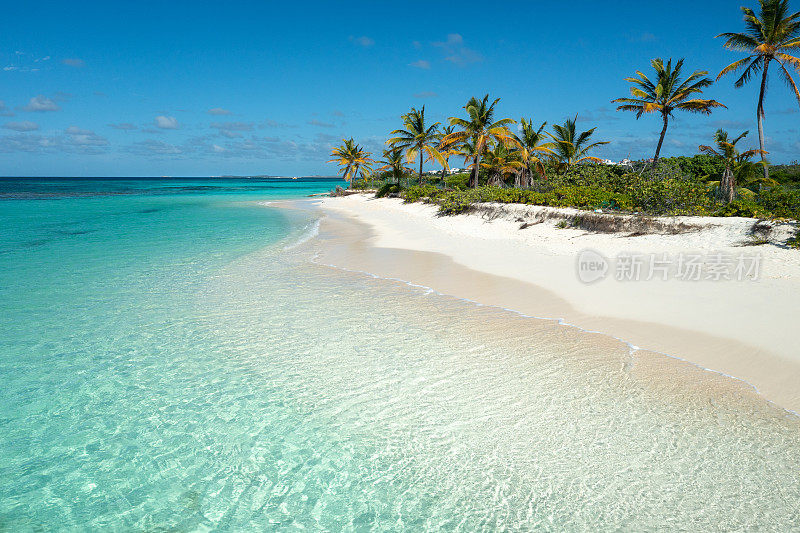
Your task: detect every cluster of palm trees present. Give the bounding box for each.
[329,96,609,189]
[330,0,800,190]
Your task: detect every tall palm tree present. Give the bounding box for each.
[716,0,800,180]
[548,116,610,171]
[376,147,412,185]
[512,118,555,186]
[481,143,525,186]
[387,106,442,184]
[328,138,373,188]
[612,58,725,164]
[699,129,767,202]
[444,95,518,187]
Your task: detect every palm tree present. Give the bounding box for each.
[548,116,610,171]
[716,0,800,180]
[328,138,373,188]
[444,95,518,187]
[612,58,725,165]
[434,125,459,182]
[387,106,442,184]
[512,118,555,187]
[481,143,525,186]
[376,147,412,185]
[699,129,767,202]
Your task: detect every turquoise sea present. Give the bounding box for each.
[1,177,799,531]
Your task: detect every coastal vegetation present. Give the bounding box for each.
[331,0,800,240]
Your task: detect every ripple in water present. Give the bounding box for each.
[0,206,798,530]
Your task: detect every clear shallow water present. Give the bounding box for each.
[1,178,799,531]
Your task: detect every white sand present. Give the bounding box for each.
[314,193,800,413]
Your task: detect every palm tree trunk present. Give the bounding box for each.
[343,164,352,187]
[723,165,734,204]
[653,113,669,165]
[350,164,359,189]
[757,60,770,181]
[419,152,424,185]
[471,155,481,187]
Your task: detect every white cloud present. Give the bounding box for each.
[62,58,85,67]
[409,60,431,70]
[3,121,39,132]
[155,115,179,129]
[24,95,61,112]
[432,34,482,66]
[349,35,375,47]
[208,107,232,115]
[0,101,14,117]
[212,144,226,153]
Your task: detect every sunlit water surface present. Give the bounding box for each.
[1,178,798,531]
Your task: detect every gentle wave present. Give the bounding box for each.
[283,217,323,250]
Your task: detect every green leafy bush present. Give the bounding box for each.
[401,184,443,203]
[392,161,800,223]
[753,187,800,219]
[771,164,800,187]
[375,183,402,198]
[713,198,764,218]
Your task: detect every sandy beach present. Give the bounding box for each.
[313,193,800,414]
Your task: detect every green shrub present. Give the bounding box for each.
[771,164,800,187]
[394,163,800,222]
[621,174,711,215]
[713,198,764,218]
[375,183,402,198]
[443,172,472,190]
[401,184,443,203]
[350,179,373,190]
[753,187,800,219]
[437,192,478,215]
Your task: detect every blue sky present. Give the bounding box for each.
[1,0,799,176]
